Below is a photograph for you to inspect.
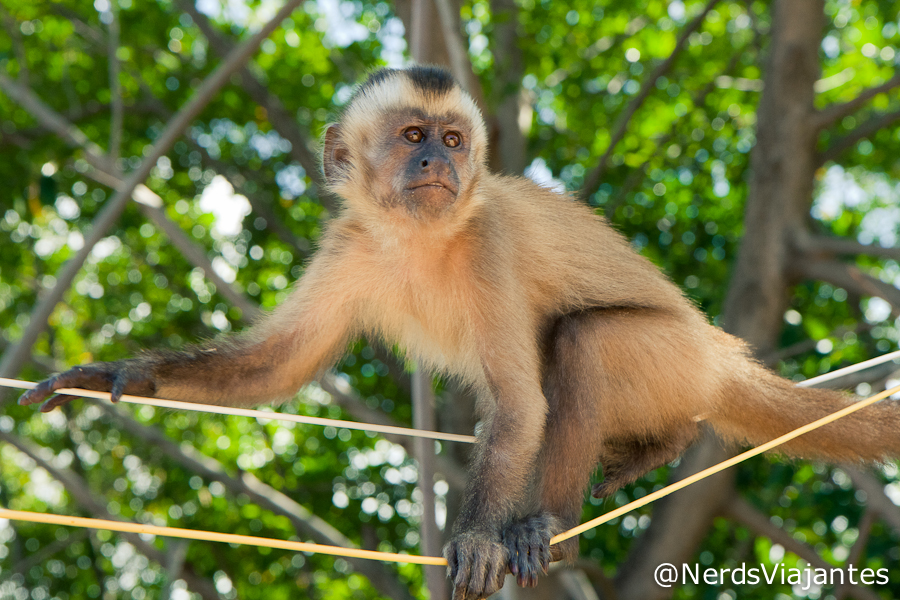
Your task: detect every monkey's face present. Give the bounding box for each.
[322,68,488,223]
[384,111,469,217]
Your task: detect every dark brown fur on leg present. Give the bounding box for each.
[592,426,698,498]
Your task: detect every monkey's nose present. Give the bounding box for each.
[418,155,450,171]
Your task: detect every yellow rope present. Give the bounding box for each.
[0,508,446,566]
[2,352,899,564]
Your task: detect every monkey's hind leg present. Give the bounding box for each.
[502,309,706,587]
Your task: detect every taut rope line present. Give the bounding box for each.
[0,378,475,444]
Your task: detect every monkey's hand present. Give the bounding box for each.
[18,360,157,413]
[444,531,509,600]
[501,513,578,588]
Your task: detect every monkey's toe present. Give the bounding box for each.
[444,533,508,600]
[502,514,558,588]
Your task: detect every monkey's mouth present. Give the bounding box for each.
[406,180,459,196]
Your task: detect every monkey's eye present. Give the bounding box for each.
[404,127,424,143]
[443,132,461,148]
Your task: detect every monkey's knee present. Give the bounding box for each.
[592,427,697,498]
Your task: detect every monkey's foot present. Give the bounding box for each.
[502,513,578,588]
[18,360,156,412]
[444,532,508,600]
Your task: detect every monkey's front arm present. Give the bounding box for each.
[19,259,357,412]
[443,314,548,600]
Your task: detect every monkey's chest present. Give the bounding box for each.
[364,273,481,379]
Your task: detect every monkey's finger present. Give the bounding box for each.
[445,545,459,580]
[110,375,130,404]
[482,556,503,599]
[514,539,530,587]
[18,375,63,406]
[505,539,518,576]
[450,580,468,600]
[469,553,492,599]
[539,540,550,574]
[451,551,471,591]
[39,395,79,413]
[463,557,482,598]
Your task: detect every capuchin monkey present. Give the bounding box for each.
[20,66,900,599]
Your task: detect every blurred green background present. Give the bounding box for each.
[2,0,900,599]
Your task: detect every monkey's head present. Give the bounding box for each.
[322,66,488,222]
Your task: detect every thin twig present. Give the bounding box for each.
[0,72,112,171]
[0,0,303,382]
[607,43,746,209]
[800,235,900,263]
[814,72,900,131]
[432,0,487,111]
[845,468,900,534]
[818,107,900,166]
[581,0,721,199]
[833,508,874,600]
[798,259,900,317]
[175,0,332,211]
[107,1,123,161]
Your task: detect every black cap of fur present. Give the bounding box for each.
[352,66,456,103]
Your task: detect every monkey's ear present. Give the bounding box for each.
[323,124,350,184]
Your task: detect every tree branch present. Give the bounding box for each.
[581,0,721,199]
[834,509,874,600]
[607,43,746,210]
[799,234,900,263]
[0,71,113,172]
[174,0,333,212]
[187,141,311,258]
[10,530,89,575]
[723,495,882,600]
[89,400,417,600]
[431,0,488,112]
[614,430,733,600]
[107,1,123,161]
[0,0,302,382]
[488,0,527,174]
[814,71,900,131]
[797,258,900,317]
[762,323,871,367]
[0,432,223,600]
[845,468,900,534]
[818,107,900,165]
[0,70,264,321]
